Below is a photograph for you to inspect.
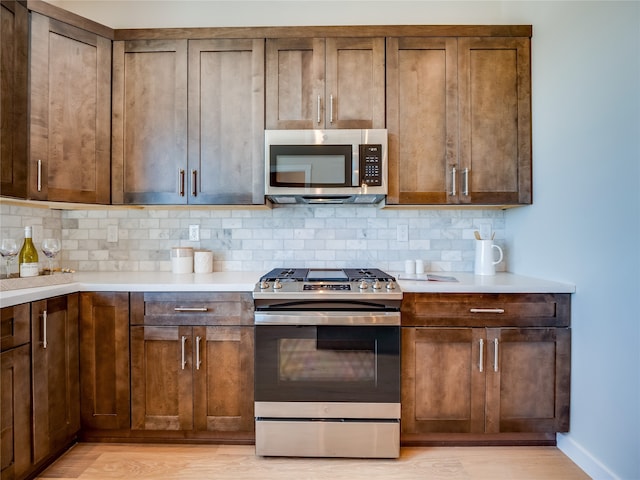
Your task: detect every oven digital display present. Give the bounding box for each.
[303,284,351,291]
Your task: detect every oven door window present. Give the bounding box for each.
[269,145,353,187]
[255,326,400,403]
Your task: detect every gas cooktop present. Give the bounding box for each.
[259,268,396,283]
[254,267,401,300]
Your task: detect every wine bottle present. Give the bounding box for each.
[19,226,39,277]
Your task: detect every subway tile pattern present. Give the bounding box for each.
[0,202,506,274]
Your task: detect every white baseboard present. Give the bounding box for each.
[557,433,619,480]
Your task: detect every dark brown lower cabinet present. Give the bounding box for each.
[31,294,80,468]
[401,293,571,445]
[130,325,254,434]
[79,292,131,431]
[1,304,31,480]
[129,292,254,441]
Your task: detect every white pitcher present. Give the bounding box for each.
[474,240,503,275]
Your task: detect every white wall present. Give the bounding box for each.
[47,1,640,478]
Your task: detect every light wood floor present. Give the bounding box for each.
[37,443,590,479]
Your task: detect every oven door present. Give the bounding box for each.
[254,324,400,403]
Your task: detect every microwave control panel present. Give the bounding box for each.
[359,144,383,186]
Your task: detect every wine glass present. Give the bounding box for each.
[0,238,19,279]
[41,238,61,275]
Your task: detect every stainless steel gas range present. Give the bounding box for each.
[252,268,402,459]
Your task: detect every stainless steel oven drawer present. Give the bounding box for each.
[255,419,400,458]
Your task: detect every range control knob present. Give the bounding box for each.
[259,280,269,289]
[273,279,283,290]
[372,280,382,290]
[359,280,368,290]
[386,281,397,290]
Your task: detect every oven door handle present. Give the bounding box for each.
[254,311,400,326]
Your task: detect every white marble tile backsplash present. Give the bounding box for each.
[0,202,506,274]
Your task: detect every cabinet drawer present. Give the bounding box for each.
[401,293,570,327]
[131,292,254,326]
[1,303,30,351]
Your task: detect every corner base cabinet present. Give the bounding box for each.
[401,293,570,445]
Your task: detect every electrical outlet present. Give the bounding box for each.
[189,225,200,241]
[107,225,118,243]
[397,224,409,242]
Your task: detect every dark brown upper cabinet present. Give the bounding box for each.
[29,12,111,204]
[112,38,265,205]
[0,0,29,198]
[387,35,532,206]
[266,37,385,130]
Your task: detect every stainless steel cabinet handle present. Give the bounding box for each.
[470,308,505,314]
[329,94,334,124]
[463,168,470,196]
[178,169,185,197]
[37,159,42,192]
[450,166,457,196]
[493,338,499,372]
[479,338,484,372]
[174,307,208,312]
[195,336,201,370]
[42,310,48,349]
[317,95,322,125]
[191,169,197,197]
[181,335,187,370]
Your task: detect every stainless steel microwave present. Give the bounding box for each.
[264,129,388,204]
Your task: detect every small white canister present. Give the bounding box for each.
[171,247,193,274]
[194,249,213,274]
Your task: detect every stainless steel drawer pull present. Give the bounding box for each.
[317,95,322,125]
[479,338,484,373]
[493,338,499,372]
[42,310,48,349]
[470,308,505,314]
[195,336,201,370]
[181,335,187,370]
[174,307,208,312]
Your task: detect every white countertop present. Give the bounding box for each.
[0,271,575,308]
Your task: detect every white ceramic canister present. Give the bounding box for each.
[194,249,213,273]
[171,247,194,274]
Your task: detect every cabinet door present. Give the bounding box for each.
[29,13,111,204]
[458,37,532,205]
[31,294,80,466]
[193,326,254,433]
[324,37,385,129]
[402,327,485,434]
[112,40,188,204]
[485,328,570,433]
[266,37,325,129]
[0,0,28,199]
[79,292,130,430]
[188,39,265,204]
[386,37,458,204]
[1,344,31,480]
[130,326,193,430]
